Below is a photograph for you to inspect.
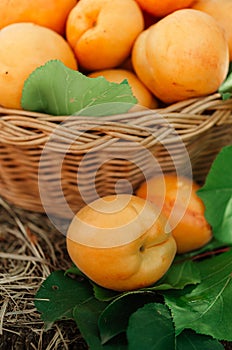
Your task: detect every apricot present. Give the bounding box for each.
[132,9,229,104]
[0,0,77,35]
[66,194,177,291]
[88,69,158,109]
[66,0,144,71]
[191,0,232,60]
[136,174,212,254]
[0,23,77,109]
[135,0,195,18]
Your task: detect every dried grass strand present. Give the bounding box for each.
[0,196,82,349]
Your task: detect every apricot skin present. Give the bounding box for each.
[135,0,195,18]
[136,174,212,254]
[66,0,144,71]
[191,0,232,60]
[0,23,77,109]
[132,9,229,104]
[66,194,177,291]
[0,0,77,35]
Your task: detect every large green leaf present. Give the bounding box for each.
[176,330,224,350]
[92,284,122,302]
[21,60,137,115]
[148,260,201,291]
[164,249,232,341]
[197,145,232,244]
[73,298,127,350]
[73,298,104,350]
[98,291,158,345]
[127,303,175,350]
[65,264,85,277]
[34,270,93,329]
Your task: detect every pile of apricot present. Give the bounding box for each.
[0,0,231,109]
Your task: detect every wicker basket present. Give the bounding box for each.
[1,92,232,219]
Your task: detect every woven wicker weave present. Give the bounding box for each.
[1,92,232,218]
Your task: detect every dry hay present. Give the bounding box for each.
[0,197,87,350]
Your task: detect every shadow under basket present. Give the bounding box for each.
[1,92,232,219]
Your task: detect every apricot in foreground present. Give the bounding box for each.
[66,194,177,291]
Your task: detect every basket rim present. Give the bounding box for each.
[1,93,232,148]
[0,92,230,119]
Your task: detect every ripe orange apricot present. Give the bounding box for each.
[0,23,77,109]
[136,174,212,254]
[66,0,144,71]
[0,0,77,35]
[191,0,232,60]
[132,9,229,104]
[88,69,158,109]
[66,194,177,291]
[135,0,195,18]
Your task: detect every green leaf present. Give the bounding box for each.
[127,303,175,350]
[164,249,232,341]
[65,264,85,277]
[73,101,133,117]
[219,62,232,100]
[21,60,137,115]
[98,291,158,344]
[34,270,93,329]
[73,298,127,350]
[197,145,232,244]
[176,330,224,350]
[148,260,201,291]
[92,283,122,302]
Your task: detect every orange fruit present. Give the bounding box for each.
[66,194,176,291]
[0,23,77,109]
[0,0,77,35]
[135,0,195,18]
[132,9,229,103]
[192,0,232,60]
[66,0,144,71]
[136,174,212,254]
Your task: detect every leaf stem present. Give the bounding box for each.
[191,247,231,261]
[176,246,231,264]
